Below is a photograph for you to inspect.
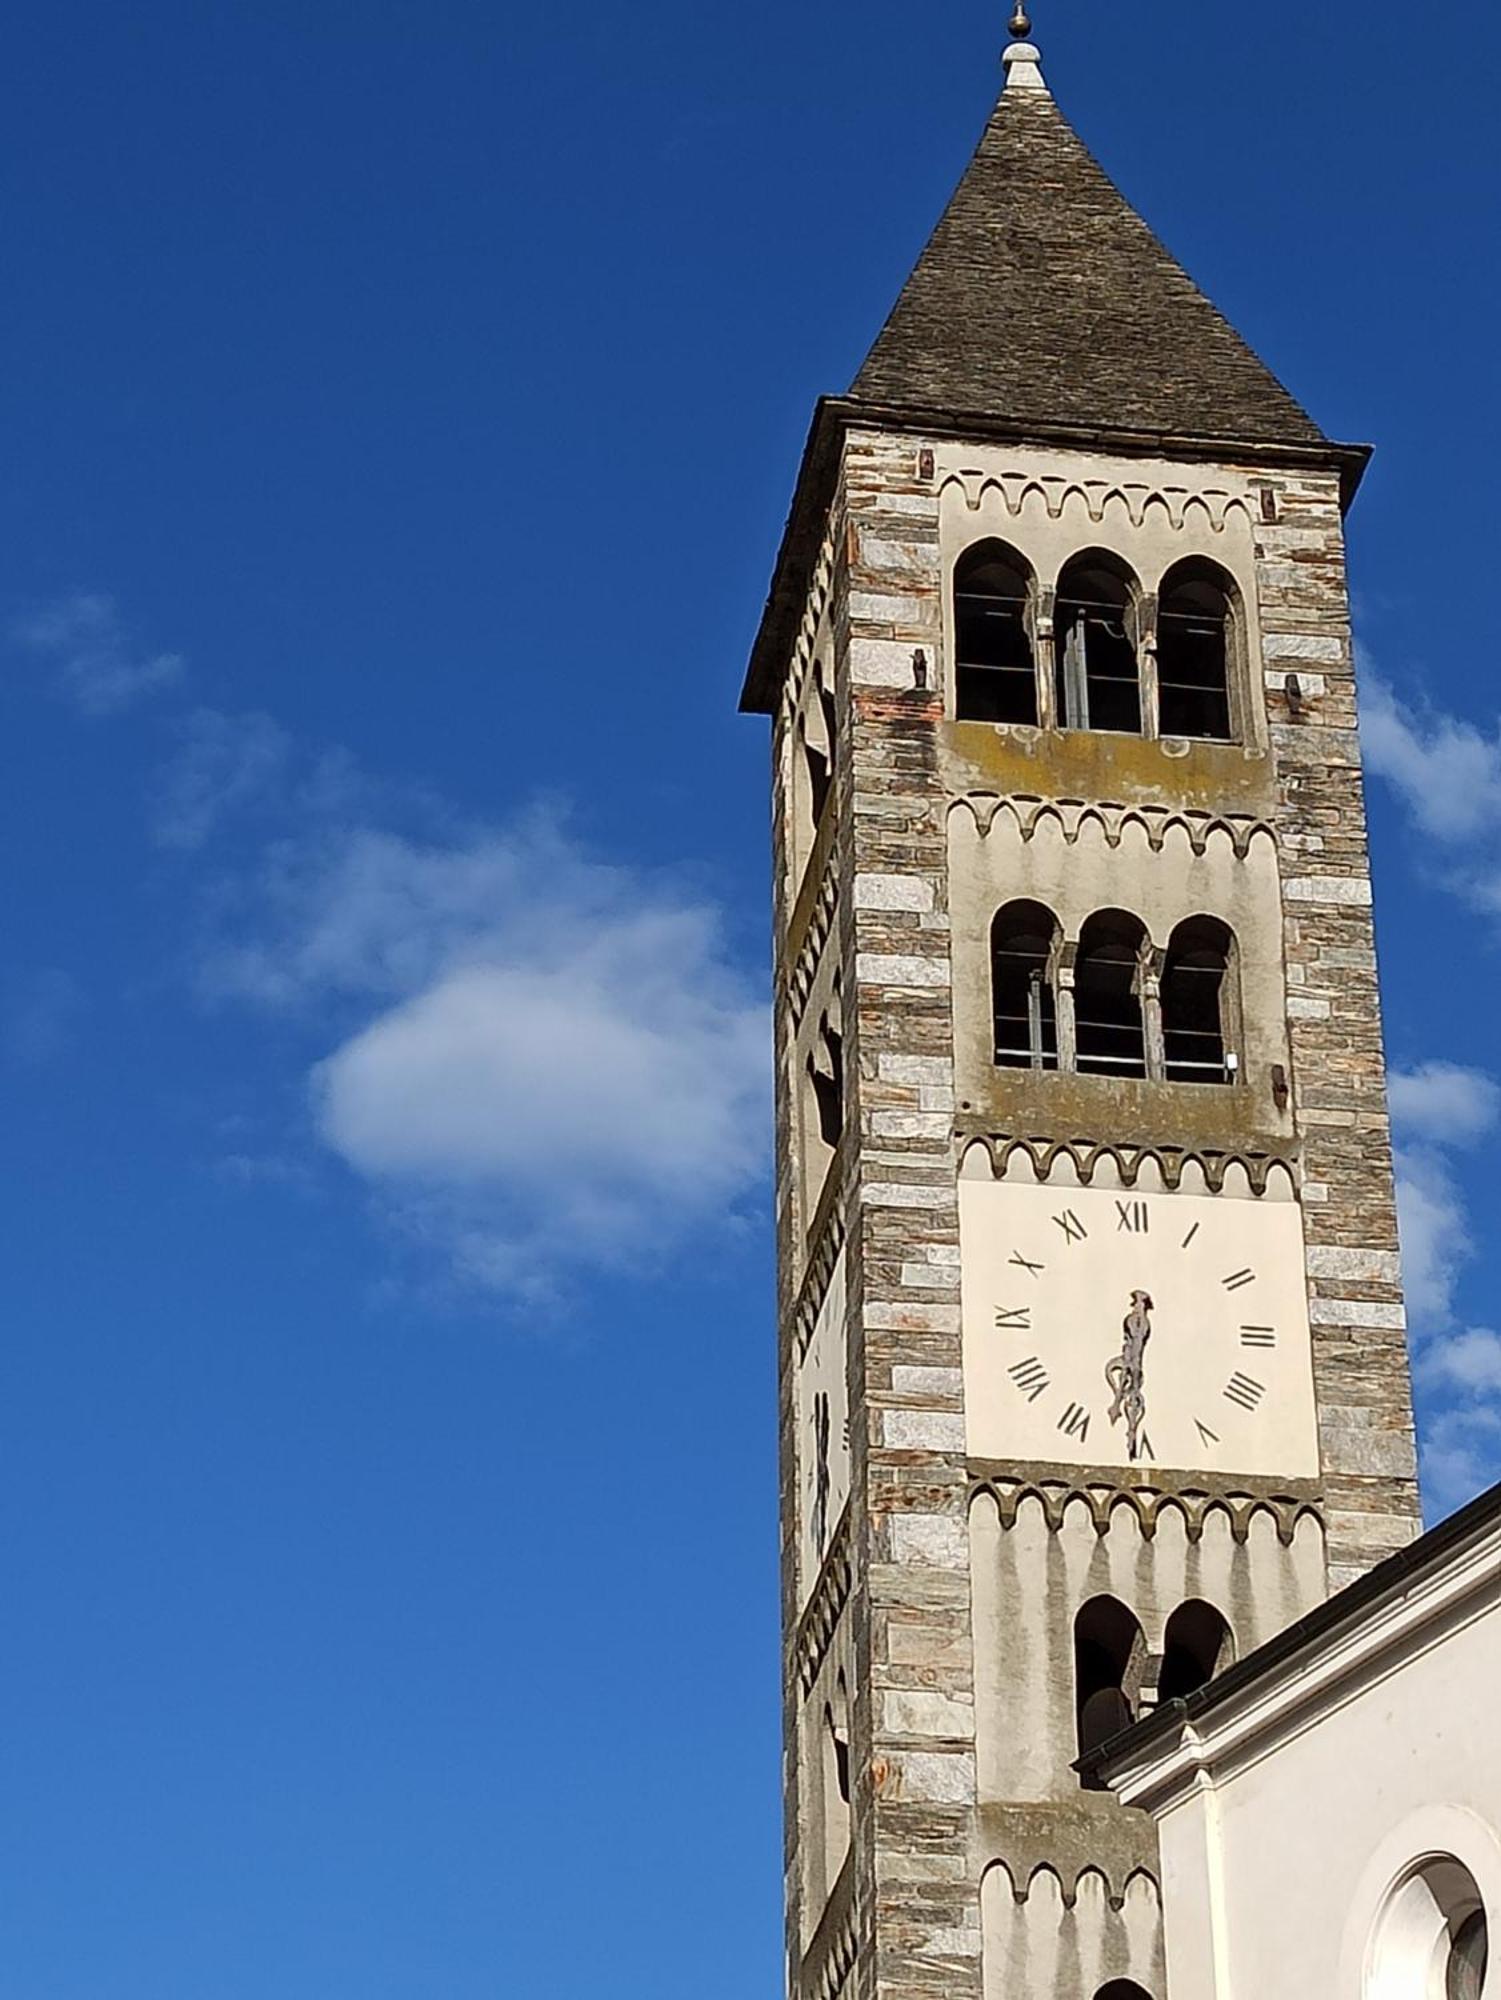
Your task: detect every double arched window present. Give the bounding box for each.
[993,907,1240,1086]
[955,542,1038,725]
[952,543,1240,743]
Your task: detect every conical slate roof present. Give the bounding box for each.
[851,48,1323,447]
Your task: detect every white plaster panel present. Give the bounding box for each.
[960,1178,1319,1479]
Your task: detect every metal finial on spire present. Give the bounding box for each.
[1009,3,1033,37]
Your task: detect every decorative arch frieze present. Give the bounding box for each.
[982,1857,1164,1915]
[787,859,840,1027]
[958,1134,1299,1200]
[938,469,1254,536]
[781,530,839,730]
[794,1502,853,1696]
[948,792,1276,861]
[792,1212,846,1365]
[971,1475,1323,1551]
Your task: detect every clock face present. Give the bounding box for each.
[960,1180,1319,1479]
[796,1251,850,1610]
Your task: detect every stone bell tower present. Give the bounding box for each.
[741,21,1420,2000]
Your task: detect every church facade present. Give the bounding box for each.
[740,25,1419,2000]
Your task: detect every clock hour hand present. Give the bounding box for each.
[1105,1290,1153,1463]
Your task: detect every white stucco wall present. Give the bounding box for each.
[1129,1529,1501,1999]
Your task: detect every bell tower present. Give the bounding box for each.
[742,23,1419,2000]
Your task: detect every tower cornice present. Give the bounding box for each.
[739,395,1371,714]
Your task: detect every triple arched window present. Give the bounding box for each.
[992,905,1238,1085]
[954,541,1239,743]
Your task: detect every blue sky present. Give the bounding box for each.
[2,3,1499,1994]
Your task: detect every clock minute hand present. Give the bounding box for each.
[1105,1290,1153,1463]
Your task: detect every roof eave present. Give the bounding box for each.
[739,396,1373,717]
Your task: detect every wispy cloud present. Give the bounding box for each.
[158,720,769,1300]
[151,708,291,850]
[12,593,184,716]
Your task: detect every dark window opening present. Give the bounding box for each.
[1158,563,1234,741]
[827,1674,852,1807]
[804,665,835,825]
[955,543,1038,724]
[809,1008,843,1149]
[1055,558,1141,734]
[1095,1985,1155,2000]
[1075,911,1148,1079]
[1158,1600,1234,1704]
[1076,1596,1144,1786]
[1162,917,1234,1086]
[1449,1910,1489,2000]
[991,900,1060,1071]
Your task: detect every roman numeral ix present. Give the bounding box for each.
[994,1306,1032,1331]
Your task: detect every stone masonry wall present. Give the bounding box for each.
[766,426,1420,2000]
[1255,469,1420,1586]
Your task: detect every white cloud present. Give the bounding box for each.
[1393,1141,1476,1327]
[172,741,770,1297]
[1389,1062,1498,1324]
[1388,1061,1501,1149]
[1420,1405,1501,1522]
[1389,1059,1501,1516]
[12,593,184,716]
[1363,674,1501,844]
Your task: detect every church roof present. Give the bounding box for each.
[850,44,1323,446]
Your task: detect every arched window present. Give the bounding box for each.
[1369,1857,1489,2000]
[1094,1985,1155,2000]
[955,541,1037,725]
[1075,1596,1145,1784]
[1075,911,1149,1079]
[808,1001,844,1149]
[802,662,836,826]
[1158,1600,1234,1704]
[991,900,1060,1071]
[1161,917,1237,1085]
[1055,553,1142,735]
[825,1672,852,1809]
[1158,559,1236,741]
